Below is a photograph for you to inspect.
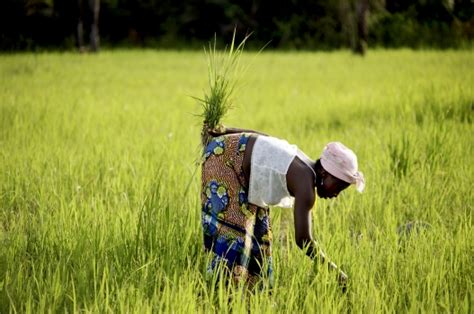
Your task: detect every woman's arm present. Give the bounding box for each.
[208,125,268,137]
[293,185,348,289]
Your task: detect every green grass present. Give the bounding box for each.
[0,49,473,313]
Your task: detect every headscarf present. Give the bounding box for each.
[320,142,365,192]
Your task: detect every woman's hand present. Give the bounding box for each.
[338,270,349,293]
[207,124,226,137]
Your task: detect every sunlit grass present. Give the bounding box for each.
[0,49,472,312]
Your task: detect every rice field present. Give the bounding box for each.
[0,49,472,313]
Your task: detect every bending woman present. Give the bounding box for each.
[201,126,365,287]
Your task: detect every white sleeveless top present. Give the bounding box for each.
[248,135,298,208]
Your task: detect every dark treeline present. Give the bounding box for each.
[1,0,473,51]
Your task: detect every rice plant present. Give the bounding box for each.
[196,31,251,147]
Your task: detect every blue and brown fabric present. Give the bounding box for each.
[201,133,273,287]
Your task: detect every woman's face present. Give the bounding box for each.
[316,172,350,199]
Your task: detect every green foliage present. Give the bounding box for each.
[0,49,472,312]
[1,0,473,50]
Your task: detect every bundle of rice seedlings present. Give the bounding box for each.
[196,31,251,148]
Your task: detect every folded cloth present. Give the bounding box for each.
[320,142,365,192]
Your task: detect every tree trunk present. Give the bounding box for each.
[77,0,85,51]
[354,0,368,55]
[339,0,356,50]
[77,0,100,52]
[90,0,100,52]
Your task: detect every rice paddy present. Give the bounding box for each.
[0,49,472,312]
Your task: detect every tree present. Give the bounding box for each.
[339,0,385,55]
[77,0,100,52]
[354,0,369,54]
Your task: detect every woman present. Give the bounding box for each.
[201,126,365,287]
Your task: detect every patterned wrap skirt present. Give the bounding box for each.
[201,133,273,286]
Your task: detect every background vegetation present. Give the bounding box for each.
[1,0,473,50]
[0,49,472,312]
